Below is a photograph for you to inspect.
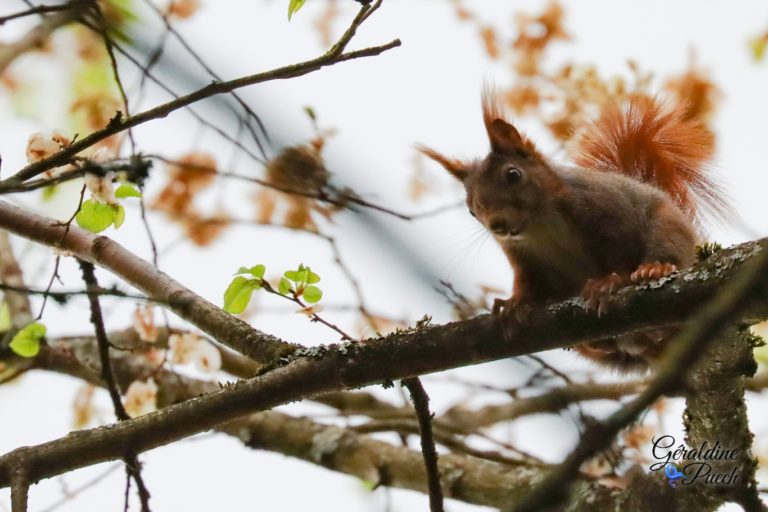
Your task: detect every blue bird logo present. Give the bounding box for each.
[665,464,686,487]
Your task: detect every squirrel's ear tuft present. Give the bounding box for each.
[482,88,540,158]
[416,145,470,182]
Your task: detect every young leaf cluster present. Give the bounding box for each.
[279,264,323,304]
[222,263,323,314]
[75,183,142,233]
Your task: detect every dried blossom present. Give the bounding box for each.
[124,379,158,418]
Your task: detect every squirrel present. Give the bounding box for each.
[418,91,728,371]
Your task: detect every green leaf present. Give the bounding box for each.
[115,184,142,198]
[284,270,300,282]
[113,204,126,229]
[302,285,322,304]
[278,277,292,295]
[248,265,266,279]
[0,302,10,331]
[76,199,116,233]
[223,276,260,314]
[307,270,321,284]
[235,265,265,279]
[9,322,46,358]
[287,0,306,20]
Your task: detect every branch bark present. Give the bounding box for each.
[684,328,765,511]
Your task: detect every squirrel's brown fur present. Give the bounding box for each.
[419,91,727,371]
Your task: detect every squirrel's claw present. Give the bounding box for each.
[492,296,532,324]
[631,262,677,283]
[581,272,628,317]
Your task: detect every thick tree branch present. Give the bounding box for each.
[0,200,298,363]
[3,197,768,367]
[0,236,766,493]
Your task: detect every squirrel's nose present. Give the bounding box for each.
[489,218,507,235]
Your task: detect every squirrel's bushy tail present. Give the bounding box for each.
[571,95,729,223]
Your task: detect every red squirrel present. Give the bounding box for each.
[419,92,728,371]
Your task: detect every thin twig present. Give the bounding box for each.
[0,4,73,25]
[0,283,151,303]
[261,279,355,341]
[78,260,152,512]
[10,464,28,512]
[402,377,444,512]
[90,4,137,153]
[139,0,269,157]
[74,22,267,166]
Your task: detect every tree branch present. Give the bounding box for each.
[0,2,400,188]
[402,377,444,512]
[10,463,28,512]
[0,236,766,494]
[0,200,298,364]
[78,260,152,511]
[684,328,765,511]
[30,332,634,510]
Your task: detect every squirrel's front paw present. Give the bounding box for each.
[492,297,532,324]
[580,272,628,317]
[630,261,677,283]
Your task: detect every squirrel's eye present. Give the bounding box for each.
[506,167,523,184]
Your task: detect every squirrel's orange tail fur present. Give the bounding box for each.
[571,95,730,224]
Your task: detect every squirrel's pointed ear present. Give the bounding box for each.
[486,118,528,155]
[482,87,538,158]
[416,145,470,181]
